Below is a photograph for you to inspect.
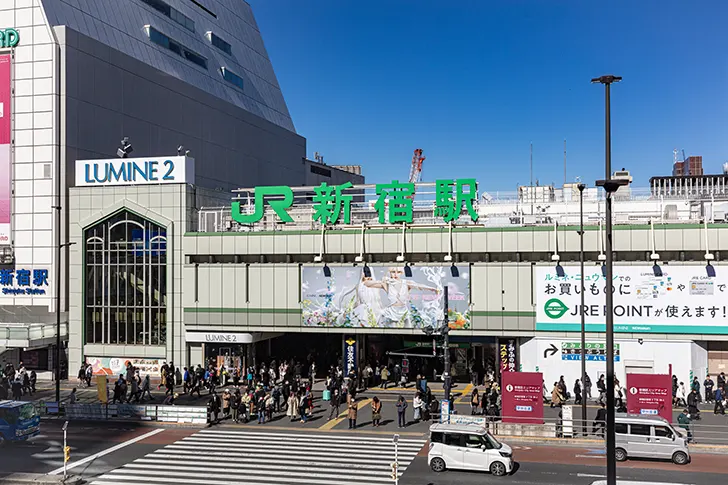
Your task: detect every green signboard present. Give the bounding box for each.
[0,29,19,48]
[231,178,479,225]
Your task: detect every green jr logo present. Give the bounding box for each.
[544,298,568,319]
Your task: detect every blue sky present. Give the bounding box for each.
[250,1,728,191]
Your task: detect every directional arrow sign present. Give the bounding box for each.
[544,343,558,358]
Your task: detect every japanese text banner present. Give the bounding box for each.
[536,265,728,334]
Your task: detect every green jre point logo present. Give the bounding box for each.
[544,298,568,319]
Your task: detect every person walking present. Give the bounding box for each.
[208,391,221,424]
[574,379,582,405]
[286,391,299,422]
[551,382,564,408]
[222,389,231,419]
[596,375,607,405]
[704,375,715,403]
[380,366,390,389]
[257,392,267,424]
[691,377,702,403]
[231,389,241,423]
[68,388,78,405]
[298,391,308,423]
[328,387,341,420]
[714,386,725,415]
[371,396,382,427]
[347,395,358,429]
[584,373,592,401]
[592,402,607,436]
[140,375,153,401]
[677,408,693,443]
[413,393,423,423]
[676,382,687,407]
[470,388,480,415]
[396,395,408,428]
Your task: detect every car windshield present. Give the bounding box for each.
[485,433,502,450]
[18,404,37,421]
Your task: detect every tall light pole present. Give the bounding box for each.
[442,285,451,404]
[577,182,587,436]
[593,74,626,485]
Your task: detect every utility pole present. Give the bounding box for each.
[578,183,587,436]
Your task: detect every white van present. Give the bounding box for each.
[428,423,514,476]
[614,413,690,465]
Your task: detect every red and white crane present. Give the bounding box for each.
[408,148,425,184]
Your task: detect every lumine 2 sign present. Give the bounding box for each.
[0,29,19,49]
[231,179,479,225]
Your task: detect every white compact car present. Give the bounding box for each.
[428,423,514,476]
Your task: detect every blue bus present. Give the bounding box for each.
[0,401,40,444]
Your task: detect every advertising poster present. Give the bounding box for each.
[501,372,544,424]
[96,375,108,404]
[499,339,517,373]
[626,373,672,422]
[536,265,728,334]
[87,357,165,376]
[0,54,12,243]
[302,265,470,329]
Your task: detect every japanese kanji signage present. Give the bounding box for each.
[499,338,517,373]
[536,265,728,334]
[626,373,672,422]
[0,268,49,295]
[502,372,544,424]
[344,337,357,376]
[231,179,478,225]
[561,342,620,362]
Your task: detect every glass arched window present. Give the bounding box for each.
[84,210,167,345]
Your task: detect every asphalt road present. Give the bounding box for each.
[3,422,728,485]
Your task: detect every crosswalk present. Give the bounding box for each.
[88,429,427,485]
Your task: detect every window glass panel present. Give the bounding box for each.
[84,210,166,347]
[465,435,483,448]
[615,423,628,434]
[629,424,651,436]
[430,432,443,443]
[654,426,673,438]
[444,434,462,447]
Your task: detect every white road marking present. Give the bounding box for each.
[48,428,165,475]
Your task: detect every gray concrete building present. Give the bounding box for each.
[0,0,363,375]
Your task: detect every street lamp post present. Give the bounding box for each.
[592,74,624,485]
[577,183,587,436]
[442,285,451,404]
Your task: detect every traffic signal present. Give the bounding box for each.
[64,446,71,463]
[390,462,398,481]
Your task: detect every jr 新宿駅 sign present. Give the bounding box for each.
[232,179,479,225]
[536,265,728,334]
[0,29,19,49]
[74,156,195,187]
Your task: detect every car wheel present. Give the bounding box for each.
[615,448,627,462]
[490,461,507,476]
[672,451,689,465]
[430,457,446,472]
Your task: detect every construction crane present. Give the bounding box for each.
[408,148,425,184]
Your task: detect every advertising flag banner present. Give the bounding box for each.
[302,265,470,329]
[536,265,728,334]
[0,54,12,243]
[502,372,544,424]
[626,373,672,422]
[344,337,357,376]
[96,375,108,404]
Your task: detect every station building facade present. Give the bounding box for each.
[64,172,728,390]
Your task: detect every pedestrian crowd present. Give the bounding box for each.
[0,361,37,400]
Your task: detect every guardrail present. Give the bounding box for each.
[442,413,728,446]
[35,401,207,425]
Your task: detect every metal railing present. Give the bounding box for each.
[0,323,68,342]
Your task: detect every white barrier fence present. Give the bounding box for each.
[56,403,207,424]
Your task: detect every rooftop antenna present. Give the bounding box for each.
[530,142,533,216]
[563,139,567,187]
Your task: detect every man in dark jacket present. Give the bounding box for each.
[328,388,341,420]
[687,389,700,419]
[715,387,725,415]
[592,402,607,436]
[704,375,715,403]
[208,391,221,424]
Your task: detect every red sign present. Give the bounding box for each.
[0,55,10,144]
[626,373,672,422]
[0,54,11,241]
[502,371,543,424]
